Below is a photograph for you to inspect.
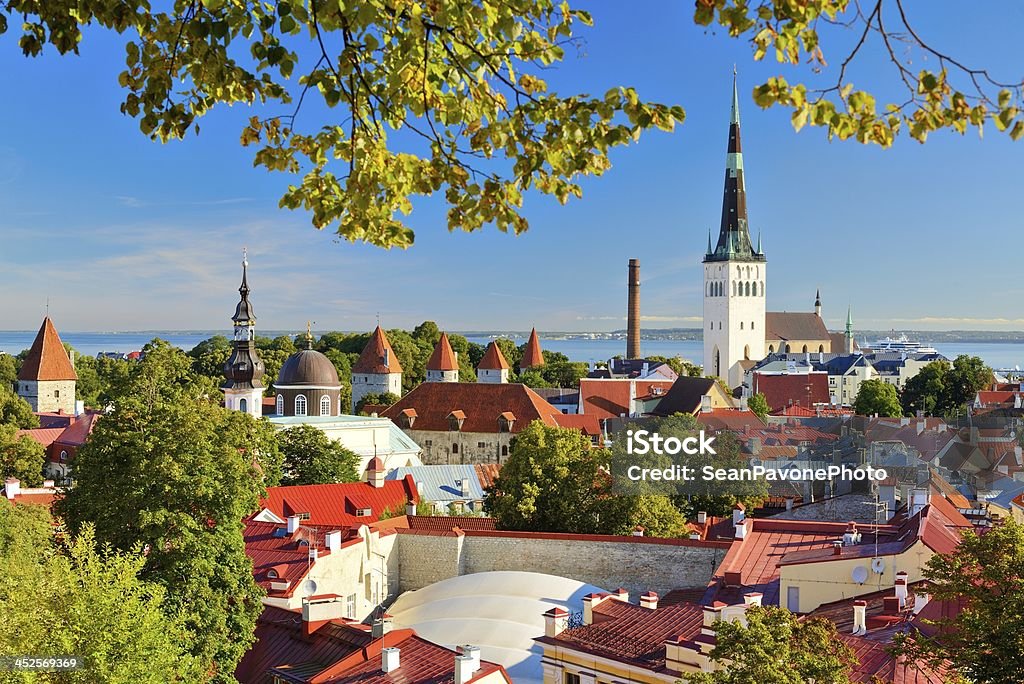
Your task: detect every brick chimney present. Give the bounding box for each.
[632,525,645,537]
[614,587,630,603]
[325,530,342,552]
[301,595,345,637]
[627,258,641,359]
[639,591,658,609]
[454,646,481,684]
[4,478,20,500]
[910,488,930,517]
[742,592,762,607]
[287,515,301,534]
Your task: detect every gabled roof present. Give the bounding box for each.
[521,328,544,368]
[477,341,510,370]
[578,378,675,420]
[256,478,418,529]
[386,464,486,502]
[352,326,403,374]
[426,333,459,371]
[17,317,77,381]
[696,409,764,431]
[645,377,716,417]
[382,382,564,434]
[534,597,704,670]
[765,312,830,342]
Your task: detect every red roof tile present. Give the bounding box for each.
[14,428,65,448]
[552,413,602,436]
[764,312,830,342]
[404,515,497,533]
[474,463,501,490]
[258,478,418,529]
[696,409,764,431]
[752,372,831,412]
[521,328,544,368]
[426,333,459,371]
[382,383,564,434]
[17,317,77,381]
[535,598,704,670]
[578,378,674,420]
[477,341,510,371]
[352,327,403,374]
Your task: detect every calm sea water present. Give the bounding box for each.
[2,331,1024,370]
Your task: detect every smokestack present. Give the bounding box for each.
[627,258,640,359]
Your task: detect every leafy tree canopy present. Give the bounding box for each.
[901,355,992,418]
[893,519,1024,684]
[0,353,17,389]
[680,605,856,684]
[0,385,39,429]
[57,340,281,682]
[852,378,902,417]
[747,392,770,420]
[355,391,400,414]
[8,1,1017,248]
[0,424,45,487]
[0,500,202,683]
[277,424,361,484]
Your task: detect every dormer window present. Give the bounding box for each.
[357,508,372,517]
[447,410,466,432]
[400,408,417,429]
[498,411,516,433]
[267,569,279,579]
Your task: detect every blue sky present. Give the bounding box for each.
[1,2,1022,333]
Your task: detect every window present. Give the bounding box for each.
[751,321,755,330]
[295,394,307,416]
[802,345,809,353]
[740,322,744,330]
[320,394,331,416]
[298,512,311,520]
[239,398,247,413]
[276,394,284,415]
[346,593,357,619]
[425,440,433,447]
[477,442,486,449]
[787,586,800,612]
[718,322,722,330]
[452,443,459,454]
[565,674,582,684]
[266,568,279,579]
[59,450,68,461]
[501,445,509,458]
[54,389,59,398]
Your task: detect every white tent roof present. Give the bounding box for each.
[388,571,605,684]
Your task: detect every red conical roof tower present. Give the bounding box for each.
[426,332,459,371]
[521,328,545,369]
[18,317,77,382]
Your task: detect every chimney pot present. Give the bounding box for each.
[287,515,301,534]
[833,540,843,556]
[632,525,645,537]
[325,530,342,552]
[4,478,21,500]
[543,607,569,637]
[406,501,417,516]
[640,591,659,610]
[742,592,763,607]
[697,511,707,524]
[852,600,868,635]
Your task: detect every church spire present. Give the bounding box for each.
[224,252,266,416]
[705,71,761,263]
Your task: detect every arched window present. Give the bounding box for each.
[452,443,459,454]
[500,445,509,460]
[784,344,791,353]
[760,280,765,296]
[59,450,68,461]
[276,394,284,415]
[740,322,744,330]
[744,345,750,360]
[745,282,751,296]
[320,395,331,416]
[718,322,722,330]
[818,345,825,353]
[239,398,248,413]
[709,322,713,330]
[768,345,775,353]
[732,281,736,296]
[751,321,755,330]
[802,345,809,353]
[295,394,307,416]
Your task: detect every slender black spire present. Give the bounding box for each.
[224,250,266,390]
[705,72,763,263]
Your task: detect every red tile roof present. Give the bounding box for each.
[17,317,77,381]
[578,378,674,420]
[974,391,1018,407]
[474,463,501,490]
[765,312,830,342]
[772,405,854,417]
[352,326,403,374]
[477,342,510,371]
[521,328,544,368]
[404,515,497,533]
[551,413,602,436]
[53,411,98,447]
[258,478,418,529]
[382,383,564,434]
[426,333,459,371]
[752,372,831,412]
[535,597,704,670]
[840,635,947,683]
[15,427,65,448]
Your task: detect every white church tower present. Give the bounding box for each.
[703,73,766,389]
[223,250,266,418]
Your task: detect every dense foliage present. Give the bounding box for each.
[680,605,856,684]
[0,500,200,683]
[57,340,282,683]
[0,424,46,487]
[277,424,361,485]
[901,355,993,418]
[852,378,902,417]
[893,519,1024,684]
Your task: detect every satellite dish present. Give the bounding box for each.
[852,566,869,584]
[870,557,886,574]
[302,579,318,596]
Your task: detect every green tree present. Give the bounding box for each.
[0,501,200,684]
[354,392,401,414]
[187,335,233,380]
[647,355,703,378]
[946,354,993,411]
[901,360,948,417]
[56,340,281,683]
[628,495,688,538]
[485,421,627,534]
[493,338,523,372]
[852,378,902,417]
[0,385,39,429]
[0,424,45,487]
[277,424,361,485]
[680,605,856,684]
[0,354,17,389]
[892,519,1024,684]
[747,392,770,420]
[515,369,552,389]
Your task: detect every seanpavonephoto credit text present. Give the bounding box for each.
[625,463,890,483]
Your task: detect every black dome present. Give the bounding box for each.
[277,349,341,387]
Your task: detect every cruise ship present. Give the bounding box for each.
[866,333,939,355]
